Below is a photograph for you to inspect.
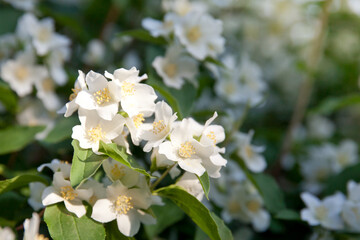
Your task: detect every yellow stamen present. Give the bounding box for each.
[178,141,196,158]
[111,164,125,180]
[315,206,328,221]
[133,114,145,128]
[114,195,133,215]
[36,234,49,240]
[245,145,254,159]
[93,88,111,105]
[122,82,135,96]
[69,87,81,101]
[42,78,55,92]
[152,120,166,134]
[206,131,216,145]
[15,66,29,81]
[88,125,104,143]
[60,186,78,201]
[164,63,177,78]
[187,26,201,43]
[246,200,261,213]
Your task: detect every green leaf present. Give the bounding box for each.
[0,174,48,194]
[0,125,46,155]
[0,82,17,113]
[105,221,135,240]
[323,163,360,195]
[155,185,233,240]
[144,198,185,239]
[204,57,224,68]
[275,209,301,221]
[98,141,152,178]
[70,140,108,188]
[309,94,360,115]
[147,77,197,119]
[252,173,286,213]
[118,29,167,45]
[197,172,210,200]
[43,117,79,144]
[44,203,106,240]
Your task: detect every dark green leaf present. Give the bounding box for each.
[204,57,224,68]
[309,94,360,115]
[155,185,233,240]
[70,140,108,188]
[43,117,79,144]
[0,82,17,114]
[105,221,135,240]
[275,209,301,221]
[0,174,48,194]
[144,198,184,239]
[0,125,46,155]
[118,29,167,45]
[44,203,106,240]
[98,141,152,178]
[197,172,210,200]
[252,173,286,213]
[323,163,360,195]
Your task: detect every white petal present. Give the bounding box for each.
[42,186,63,206]
[178,158,205,176]
[91,199,117,223]
[64,199,86,218]
[116,212,140,237]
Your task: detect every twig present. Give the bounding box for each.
[150,163,177,191]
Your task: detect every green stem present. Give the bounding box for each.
[150,163,177,191]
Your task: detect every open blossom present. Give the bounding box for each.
[1,50,47,97]
[37,158,71,178]
[300,192,345,230]
[175,12,225,60]
[142,13,179,38]
[234,131,266,173]
[72,110,125,154]
[102,158,140,187]
[75,71,122,120]
[152,44,198,89]
[162,0,207,16]
[176,172,204,201]
[34,75,61,111]
[331,140,358,173]
[46,47,70,86]
[28,182,47,211]
[105,67,157,117]
[42,172,93,218]
[23,213,48,240]
[91,180,155,237]
[141,101,177,152]
[341,181,360,232]
[83,39,106,66]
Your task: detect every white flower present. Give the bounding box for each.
[162,0,207,16]
[235,131,266,173]
[174,12,224,60]
[80,179,106,206]
[331,140,358,173]
[142,13,179,38]
[75,71,122,120]
[72,110,125,154]
[222,181,270,232]
[37,158,71,178]
[176,172,204,201]
[42,172,93,218]
[34,75,62,112]
[46,47,70,86]
[83,39,106,66]
[300,192,345,230]
[23,213,47,240]
[1,50,47,97]
[341,181,360,232]
[28,182,47,211]
[3,0,37,11]
[152,44,198,89]
[61,70,87,117]
[102,158,140,187]
[158,118,215,177]
[307,115,335,140]
[105,67,157,118]
[141,101,177,152]
[91,180,155,237]
[0,226,15,240]
[151,148,181,179]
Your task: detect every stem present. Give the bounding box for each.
[150,163,177,191]
[273,0,332,176]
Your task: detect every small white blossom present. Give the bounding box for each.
[23,213,46,240]
[83,39,106,66]
[142,13,179,38]
[176,172,204,201]
[28,182,47,211]
[102,158,140,187]
[0,226,15,240]
[331,140,358,173]
[37,158,71,178]
[341,181,360,232]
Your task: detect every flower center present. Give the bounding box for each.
[60,186,78,201]
[246,200,261,213]
[245,145,254,159]
[69,87,81,101]
[88,125,104,143]
[89,195,97,206]
[133,114,145,128]
[152,120,166,134]
[164,63,177,78]
[122,82,135,96]
[93,88,111,105]
[187,26,201,43]
[206,131,216,145]
[38,28,52,42]
[315,205,328,221]
[15,66,29,81]
[36,234,49,240]
[41,78,55,92]
[111,164,125,180]
[228,200,241,213]
[114,195,133,215]
[337,153,349,166]
[179,141,196,158]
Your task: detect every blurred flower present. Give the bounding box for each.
[28,182,47,211]
[23,213,47,240]
[83,39,106,66]
[0,226,15,240]
[176,172,205,201]
[341,181,360,232]
[307,115,335,140]
[102,158,140,187]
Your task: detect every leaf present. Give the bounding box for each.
[323,163,360,195]
[144,198,185,239]
[105,221,135,240]
[118,29,167,45]
[98,141,152,178]
[70,140,108,188]
[155,185,233,240]
[197,172,210,200]
[147,77,197,119]
[252,173,286,214]
[275,209,301,221]
[43,117,79,144]
[0,174,48,194]
[0,125,46,155]
[309,94,360,115]
[0,82,17,114]
[44,203,106,240]
[204,57,225,68]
